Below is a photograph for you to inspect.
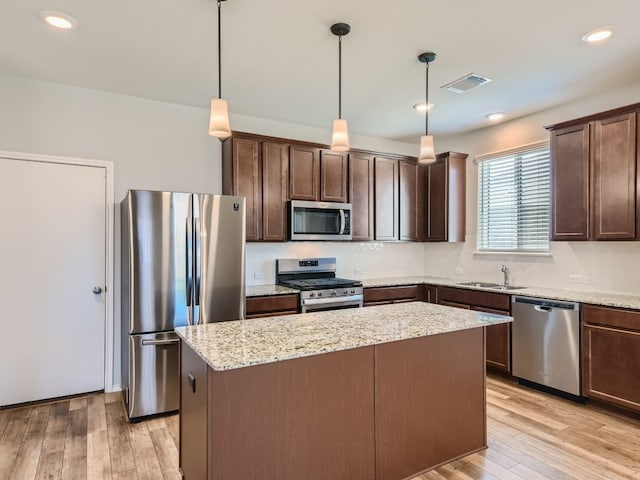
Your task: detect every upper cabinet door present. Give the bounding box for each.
[225,137,262,241]
[550,124,590,241]
[591,113,637,240]
[320,150,348,203]
[426,159,447,242]
[349,153,374,241]
[262,142,289,242]
[289,146,320,201]
[399,159,421,242]
[374,157,399,241]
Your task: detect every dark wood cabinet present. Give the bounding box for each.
[422,284,438,304]
[425,152,467,242]
[222,137,262,241]
[349,153,374,241]
[320,150,348,203]
[591,113,637,239]
[583,304,640,412]
[289,145,320,201]
[438,286,511,373]
[547,103,640,242]
[180,342,209,479]
[399,159,423,241]
[246,294,299,319]
[374,156,399,241]
[222,136,288,242]
[363,285,419,306]
[550,123,591,240]
[261,142,289,241]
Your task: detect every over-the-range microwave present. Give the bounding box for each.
[289,200,352,241]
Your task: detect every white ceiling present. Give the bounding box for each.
[3,1,640,143]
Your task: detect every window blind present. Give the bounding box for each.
[477,142,550,252]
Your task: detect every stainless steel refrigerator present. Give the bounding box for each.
[121,190,246,420]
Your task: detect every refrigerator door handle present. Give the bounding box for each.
[141,338,180,346]
[186,215,194,326]
[194,217,201,309]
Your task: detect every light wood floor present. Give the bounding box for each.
[1,376,639,479]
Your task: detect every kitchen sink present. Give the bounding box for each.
[456,281,526,290]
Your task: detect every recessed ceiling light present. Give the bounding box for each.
[581,27,613,43]
[39,10,78,30]
[413,103,433,113]
[486,112,506,121]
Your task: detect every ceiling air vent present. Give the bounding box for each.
[441,73,492,93]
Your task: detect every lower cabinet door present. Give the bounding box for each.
[583,324,640,412]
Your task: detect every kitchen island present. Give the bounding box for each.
[175,302,511,480]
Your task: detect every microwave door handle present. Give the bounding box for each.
[339,209,345,235]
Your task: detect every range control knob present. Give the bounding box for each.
[310,292,315,298]
[317,292,322,297]
[331,290,337,296]
[350,289,356,294]
[343,289,349,294]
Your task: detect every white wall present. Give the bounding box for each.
[429,81,640,295]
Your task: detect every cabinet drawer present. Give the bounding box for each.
[583,304,640,331]
[246,294,299,317]
[364,286,419,304]
[438,287,510,311]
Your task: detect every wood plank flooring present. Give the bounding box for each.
[1,376,639,479]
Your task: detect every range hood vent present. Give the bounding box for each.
[442,73,492,93]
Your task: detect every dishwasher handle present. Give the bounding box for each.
[534,304,553,312]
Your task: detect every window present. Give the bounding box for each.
[477,142,550,252]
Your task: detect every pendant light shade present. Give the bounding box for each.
[209,0,231,140]
[419,134,435,162]
[331,119,350,151]
[418,52,437,164]
[330,23,350,151]
[209,98,231,138]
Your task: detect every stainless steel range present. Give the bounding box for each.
[276,257,363,313]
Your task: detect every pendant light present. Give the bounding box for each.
[418,52,437,163]
[330,23,351,152]
[209,0,231,139]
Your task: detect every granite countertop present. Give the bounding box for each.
[248,278,640,310]
[246,284,299,297]
[361,276,640,310]
[175,302,511,371]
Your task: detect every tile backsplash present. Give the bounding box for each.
[247,238,640,296]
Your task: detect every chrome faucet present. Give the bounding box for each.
[501,265,509,287]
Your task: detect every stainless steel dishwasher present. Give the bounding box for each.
[511,296,581,397]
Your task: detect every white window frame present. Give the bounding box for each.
[475,141,550,254]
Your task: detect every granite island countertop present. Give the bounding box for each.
[175,301,511,371]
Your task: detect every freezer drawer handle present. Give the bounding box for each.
[141,338,180,346]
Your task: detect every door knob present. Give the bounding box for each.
[92,286,103,294]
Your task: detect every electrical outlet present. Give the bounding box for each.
[455,268,463,276]
[569,275,582,284]
[354,267,363,275]
[253,272,264,280]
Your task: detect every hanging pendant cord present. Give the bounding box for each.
[425,62,429,135]
[217,0,222,99]
[338,34,343,119]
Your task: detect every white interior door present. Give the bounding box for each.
[0,157,106,406]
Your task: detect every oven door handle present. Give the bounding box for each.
[302,295,363,308]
